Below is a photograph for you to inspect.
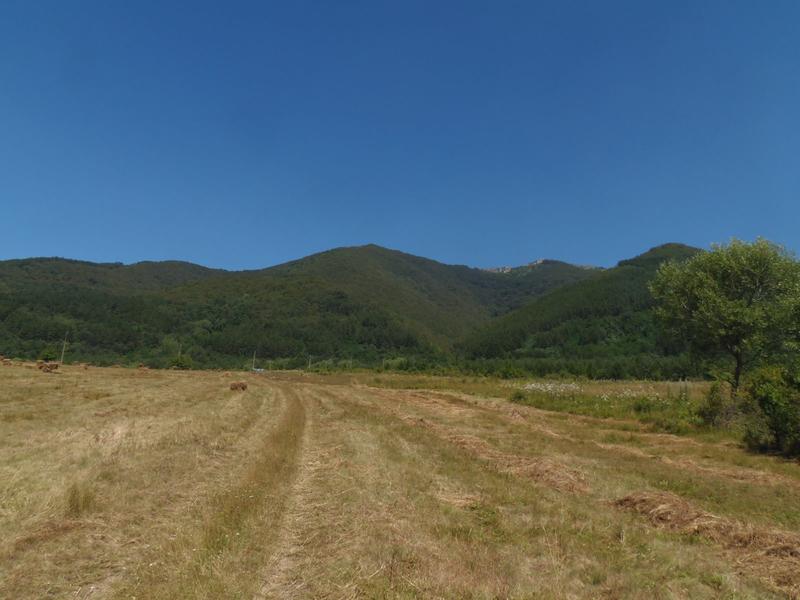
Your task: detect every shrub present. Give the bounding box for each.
[170,354,194,370]
[742,411,774,452]
[696,382,733,427]
[632,397,655,414]
[38,347,58,362]
[745,367,800,456]
[509,389,526,403]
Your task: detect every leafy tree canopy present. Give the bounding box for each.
[650,239,800,393]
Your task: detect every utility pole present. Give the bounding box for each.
[252,349,256,371]
[60,331,68,364]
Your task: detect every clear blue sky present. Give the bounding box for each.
[1,1,798,269]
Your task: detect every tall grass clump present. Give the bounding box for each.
[65,481,96,517]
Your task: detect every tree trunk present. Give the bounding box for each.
[731,351,743,399]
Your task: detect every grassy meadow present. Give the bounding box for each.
[1,362,799,599]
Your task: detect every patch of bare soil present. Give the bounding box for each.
[615,491,800,597]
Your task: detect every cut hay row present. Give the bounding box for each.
[364,386,589,494]
[414,388,570,435]
[615,491,800,596]
[402,414,589,494]
[404,386,800,490]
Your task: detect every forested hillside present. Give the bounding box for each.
[0,257,223,293]
[0,243,703,376]
[0,245,595,369]
[460,244,701,379]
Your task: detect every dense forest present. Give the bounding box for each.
[0,243,700,377]
[460,244,701,379]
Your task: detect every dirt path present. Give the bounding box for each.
[255,388,318,598]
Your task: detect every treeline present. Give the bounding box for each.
[0,281,432,369]
[295,354,702,382]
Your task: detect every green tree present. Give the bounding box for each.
[650,239,800,396]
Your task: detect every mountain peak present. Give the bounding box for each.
[483,258,599,275]
[617,243,700,268]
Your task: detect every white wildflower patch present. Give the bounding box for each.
[521,381,582,396]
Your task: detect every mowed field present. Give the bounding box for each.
[1,365,800,599]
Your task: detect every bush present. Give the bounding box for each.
[170,354,194,370]
[696,382,734,427]
[509,389,526,403]
[742,411,774,452]
[38,347,58,361]
[745,367,800,456]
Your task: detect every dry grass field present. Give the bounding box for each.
[2,364,800,599]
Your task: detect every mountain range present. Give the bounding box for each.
[0,243,699,377]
